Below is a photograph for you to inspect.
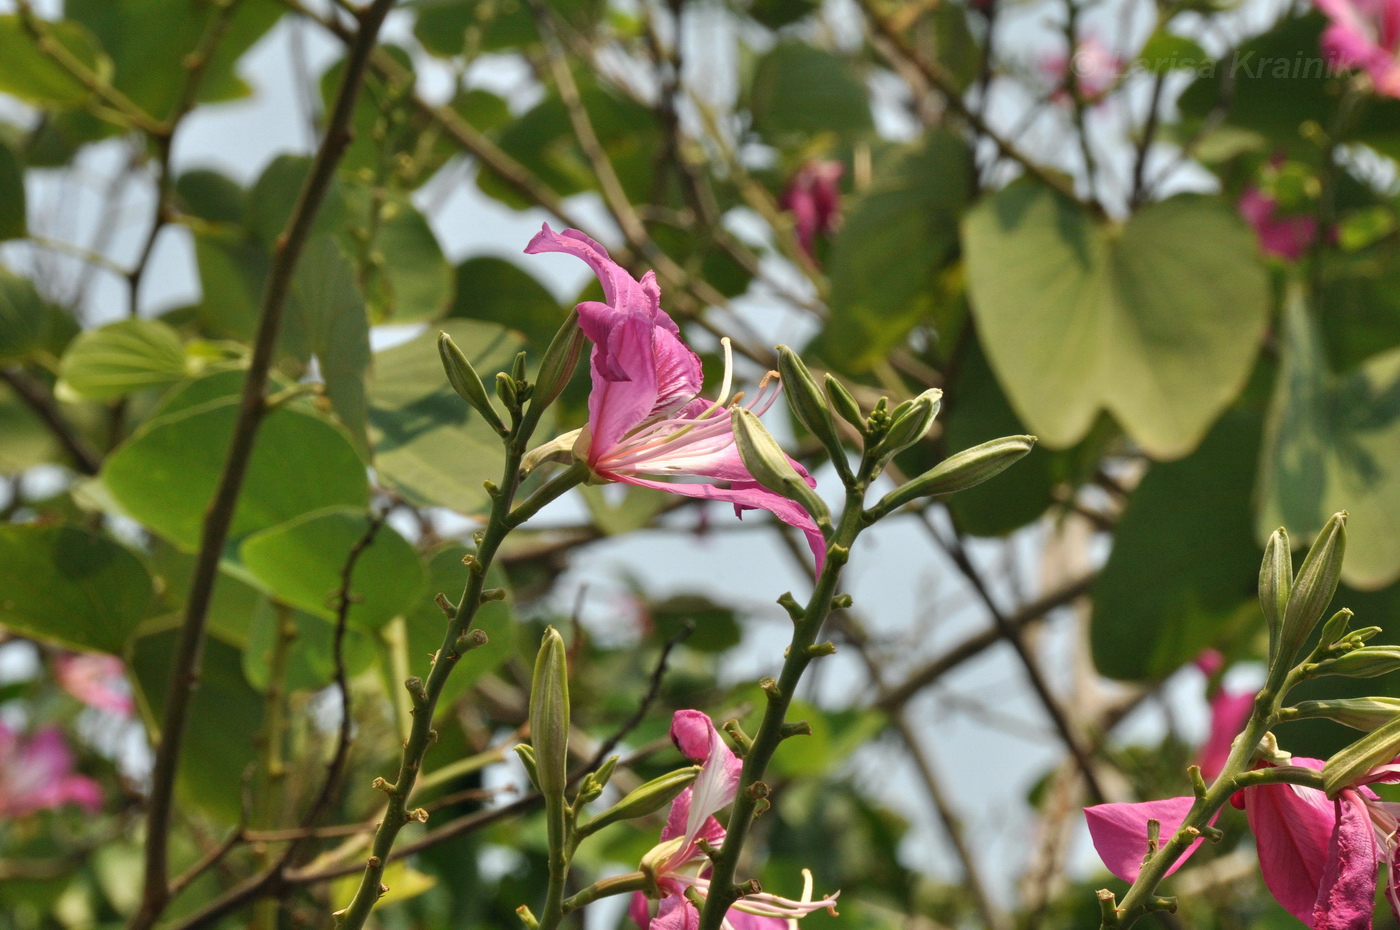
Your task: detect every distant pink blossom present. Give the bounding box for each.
[1042,36,1124,104]
[1193,648,1225,679]
[1198,689,1254,781]
[525,225,826,565]
[1238,186,1319,261]
[780,161,843,259]
[0,723,103,818]
[55,653,134,716]
[1315,0,1400,97]
[1085,756,1400,930]
[630,710,839,929]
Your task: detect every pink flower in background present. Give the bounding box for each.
[1042,36,1124,104]
[525,225,826,565]
[56,653,134,716]
[629,710,839,930]
[1315,0,1400,97]
[1085,756,1400,930]
[1191,650,1254,781]
[780,161,843,258]
[1238,186,1319,261]
[0,723,103,818]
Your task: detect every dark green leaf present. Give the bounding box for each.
[0,269,49,363]
[0,135,26,240]
[175,168,244,225]
[449,257,565,349]
[748,42,872,141]
[0,16,108,109]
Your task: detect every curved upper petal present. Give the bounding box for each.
[1311,791,1380,930]
[1084,797,1208,883]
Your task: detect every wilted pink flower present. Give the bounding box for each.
[1315,0,1400,97]
[780,161,843,258]
[0,723,103,818]
[1085,755,1400,930]
[55,653,134,716]
[525,225,825,564]
[630,710,839,930]
[1042,36,1124,104]
[1238,186,1319,261]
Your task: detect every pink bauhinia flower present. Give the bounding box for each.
[1041,36,1124,105]
[55,653,134,716]
[629,710,839,930]
[1238,186,1319,262]
[524,225,825,564]
[1315,0,1400,98]
[0,723,103,818]
[1085,756,1400,930]
[1191,650,1255,781]
[779,161,843,259]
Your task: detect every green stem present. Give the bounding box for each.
[562,872,650,913]
[539,797,571,930]
[696,481,866,930]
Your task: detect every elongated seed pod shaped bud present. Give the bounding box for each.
[869,435,1036,519]
[872,389,942,463]
[732,406,831,528]
[1324,713,1400,796]
[1316,608,1353,653]
[531,310,586,412]
[777,346,843,460]
[577,766,701,837]
[1288,697,1400,732]
[1313,647,1400,679]
[1259,527,1292,663]
[528,627,570,801]
[1278,513,1347,668]
[824,373,864,433]
[439,332,507,435]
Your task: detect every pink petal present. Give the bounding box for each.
[584,313,663,457]
[1245,769,1337,923]
[525,225,668,325]
[668,711,742,843]
[1193,649,1225,678]
[630,892,653,929]
[1311,791,1380,930]
[652,896,699,930]
[1200,690,1255,780]
[724,911,792,930]
[1084,797,1207,883]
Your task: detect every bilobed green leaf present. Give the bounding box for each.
[1258,291,1400,589]
[130,631,262,822]
[103,374,369,549]
[748,42,872,140]
[0,16,108,109]
[1091,405,1264,680]
[962,182,1269,459]
[368,320,523,515]
[449,256,565,349]
[288,237,370,456]
[0,135,26,240]
[57,318,188,401]
[815,130,971,371]
[0,523,154,654]
[240,507,424,633]
[0,270,49,363]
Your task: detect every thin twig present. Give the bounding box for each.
[585,621,691,770]
[0,367,102,475]
[127,4,398,927]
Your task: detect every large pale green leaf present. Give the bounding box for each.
[368,320,523,514]
[0,523,154,654]
[240,507,424,633]
[288,236,370,456]
[57,318,188,400]
[0,135,25,240]
[0,16,108,109]
[815,130,971,371]
[962,182,1269,459]
[0,269,49,363]
[130,631,262,822]
[748,42,872,140]
[1091,404,1264,680]
[103,375,369,549]
[1258,292,1400,589]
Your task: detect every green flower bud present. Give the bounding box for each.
[1314,647,1400,679]
[731,406,830,530]
[439,332,507,435]
[1323,713,1400,796]
[1278,513,1347,668]
[1316,608,1353,652]
[515,743,541,792]
[577,766,701,838]
[1287,697,1400,732]
[867,435,1036,520]
[1259,527,1292,663]
[531,310,586,413]
[824,374,864,433]
[575,755,620,807]
[496,371,519,410]
[528,627,570,801]
[871,389,942,463]
[777,346,843,461]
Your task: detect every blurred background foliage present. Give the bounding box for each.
[1,0,1399,927]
